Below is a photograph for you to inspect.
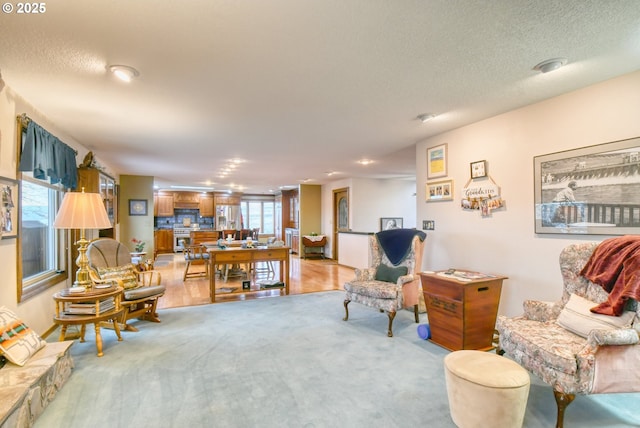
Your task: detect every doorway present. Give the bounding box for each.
[333,188,349,261]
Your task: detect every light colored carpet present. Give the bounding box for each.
[36,292,639,428]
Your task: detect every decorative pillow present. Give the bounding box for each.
[96,264,139,290]
[557,293,636,338]
[0,306,46,366]
[375,264,408,283]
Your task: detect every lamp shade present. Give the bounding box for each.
[53,191,112,230]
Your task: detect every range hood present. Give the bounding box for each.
[174,201,199,209]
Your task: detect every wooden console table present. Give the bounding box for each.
[207,246,290,303]
[420,271,506,351]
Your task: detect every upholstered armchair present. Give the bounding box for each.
[343,229,426,337]
[87,238,166,332]
[496,241,640,428]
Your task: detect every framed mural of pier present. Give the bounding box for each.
[534,136,640,235]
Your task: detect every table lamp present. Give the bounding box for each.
[53,189,112,289]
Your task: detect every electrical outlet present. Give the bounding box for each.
[423,220,435,230]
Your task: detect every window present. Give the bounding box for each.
[19,176,67,302]
[241,197,275,235]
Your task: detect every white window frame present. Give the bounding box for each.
[18,175,68,302]
[241,196,275,236]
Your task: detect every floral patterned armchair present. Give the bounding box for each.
[343,229,426,337]
[496,242,640,428]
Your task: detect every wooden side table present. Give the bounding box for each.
[130,251,147,264]
[52,286,124,357]
[420,271,507,351]
[302,235,327,259]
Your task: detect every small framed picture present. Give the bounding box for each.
[426,179,454,202]
[427,143,448,179]
[0,176,19,239]
[128,199,148,216]
[380,217,403,231]
[470,160,487,179]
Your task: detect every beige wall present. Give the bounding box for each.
[119,175,155,257]
[416,70,640,317]
[299,184,321,236]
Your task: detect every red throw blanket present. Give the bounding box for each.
[580,235,640,316]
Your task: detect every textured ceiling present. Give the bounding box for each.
[1,1,639,193]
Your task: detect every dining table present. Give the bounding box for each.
[206,245,290,303]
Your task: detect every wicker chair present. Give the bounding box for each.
[87,238,166,332]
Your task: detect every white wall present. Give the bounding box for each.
[416,70,640,317]
[321,177,416,259]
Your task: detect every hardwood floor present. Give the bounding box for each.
[154,252,355,309]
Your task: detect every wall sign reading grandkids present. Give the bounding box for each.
[461,176,505,217]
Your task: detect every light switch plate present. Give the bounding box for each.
[423,220,435,230]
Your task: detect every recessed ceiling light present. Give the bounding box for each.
[108,65,139,82]
[533,58,567,73]
[357,159,374,165]
[417,113,436,123]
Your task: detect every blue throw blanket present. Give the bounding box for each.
[375,229,426,266]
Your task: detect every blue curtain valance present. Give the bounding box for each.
[18,119,78,189]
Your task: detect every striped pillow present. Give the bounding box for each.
[0,306,46,366]
[96,264,139,290]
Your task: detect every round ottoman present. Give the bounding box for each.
[444,350,530,428]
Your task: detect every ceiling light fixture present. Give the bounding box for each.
[417,113,436,123]
[357,159,374,166]
[108,64,140,82]
[170,185,214,191]
[533,58,567,74]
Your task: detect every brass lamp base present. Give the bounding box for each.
[73,230,93,289]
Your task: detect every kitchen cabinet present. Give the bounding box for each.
[285,228,299,254]
[199,194,214,217]
[154,229,174,254]
[155,193,174,217]
[214,195,241,206]
[278,189,298,241]
[292,229,299,254]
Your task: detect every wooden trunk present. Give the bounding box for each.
[420,272,505,351]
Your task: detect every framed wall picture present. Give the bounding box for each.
[380,217,403,231]
[534,136,640,234]
[427,143,448,179]
[470,160,487,178]
[426,179,454,202]
[129,199,148,216]
[0,176,18,239]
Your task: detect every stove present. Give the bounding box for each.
[173,227,193,238]
[173,226,200,251]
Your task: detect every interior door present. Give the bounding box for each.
[333,188,349,261]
